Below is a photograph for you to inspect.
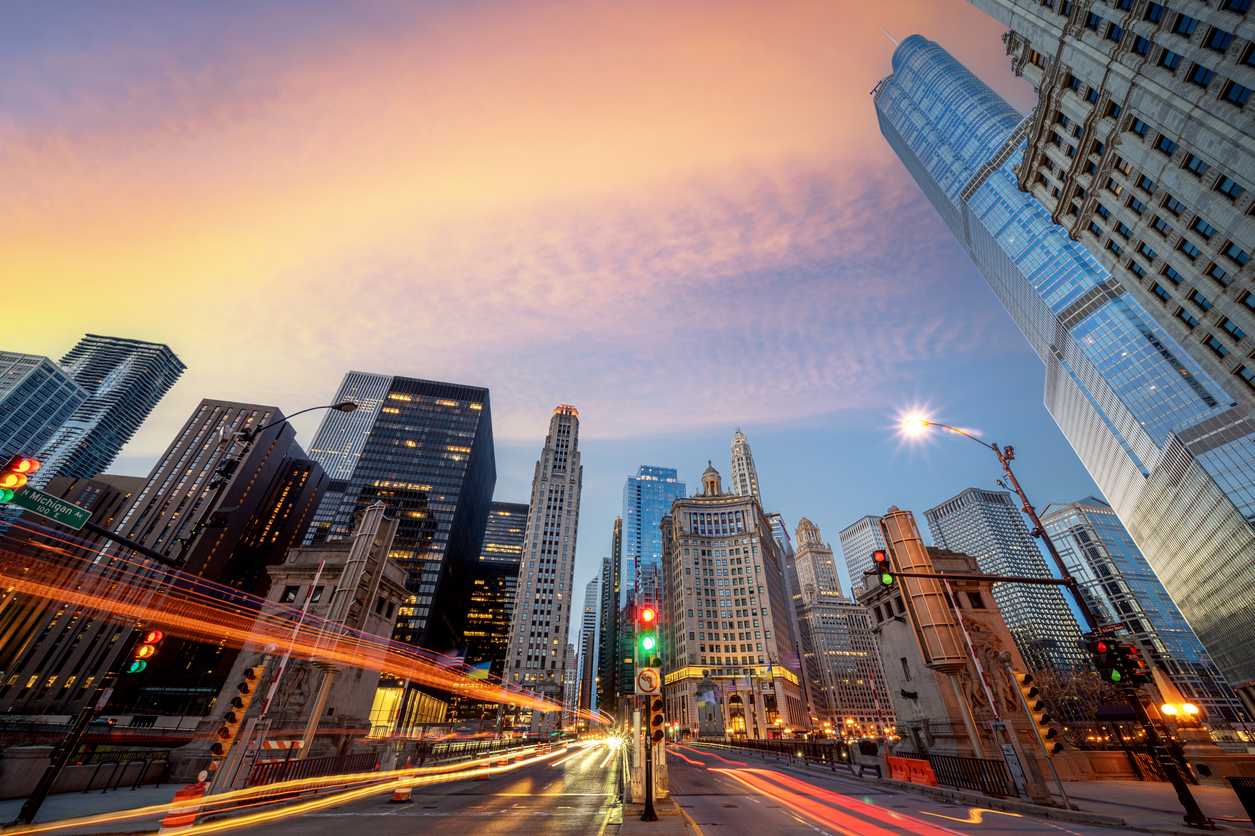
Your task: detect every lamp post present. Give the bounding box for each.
[901,417,1097,632]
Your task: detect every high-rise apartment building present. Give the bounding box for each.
[875,33,1255,696]
[0,352,87,459]
[1042,495,1247,721]
[32,335,185,485]
[837,514,887,587]
[658,465,809,735]
[303,372,496,655]
[506,406,582,711]
[793,518,843,601]
[578,576,600,712]
[924,488,1087,673]
[730,428,763,503]
[795,593,894,736]
[622,465,686,612]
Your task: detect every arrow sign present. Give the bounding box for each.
[636,668,661,696]
[9,487,91,530]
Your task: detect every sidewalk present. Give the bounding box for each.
[0,783,182,835]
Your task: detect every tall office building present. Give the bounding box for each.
[0,352,87,459]
[793,518,843,601]
[875,34,1255,695]
[925,488,1087,673]
[730,428,763,503]
[303,372,496,655]
[506,405,582,714]
[0,400,326,714]
[596,555,617,713]
[795,593,894,736]
[32,335,185,485]
[577,576,600,712]
[837,514,887,587]
[1042,496,1247,721]
[658,465,809,734]
[464,501,528,679]
[622,466,686,612]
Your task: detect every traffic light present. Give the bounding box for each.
[1014,671,1064,756]
[125,630,164,673]
[648,696,665,744]
[1087,637,1120,684]
[1115,643,1152,685]
[0,456,39,502]
[637,605,659,667]
[873,549,894,586]
[209,664,265,758]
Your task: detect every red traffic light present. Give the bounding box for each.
[1095,640,1109,654]
[8,458,40,475]
[0,456,40,491]
[639,607,656,625]
[142,630,164,643]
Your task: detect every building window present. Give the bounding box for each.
[1208,263,1232,286]
[1138,242,1158,261]
[900,658,912,682]
[1153,283,1172,303]
[1067,74,1082,91]
[1163,195,1187,215]
[281,586,300,603]
[1106,177,1124,196]
[1115,221,1133,239]
[1220,0,1251,13]
[1087,87,1100,103]
[1163,265,1184,285]
[1237,366,1255,389]
[1109,240,1125,255]
[1155,135,1178,156]
[1138,175,1157,193]
[1205,28,1236,53]
[1225,242,1251,265]
[1222,82,1252,107]
[1130,261,1148,278]
[1145,2,1165,23]
[1160,50,1183,71]
[1089,221,1104,237]
[1130,117,1150,136]
[1222,318,1247,341]
[1152,216,1173,236]
[1217,177,1246,199]
[1086,12,1103,30]
[1173,14,1199,37]
[1133,36,1152,55]
[1185,155,1210,177]
[1114,156,1133,175]
[1106,102,1122,118]
[1205,334,1230,357]
[1178,308,1200,328]
[1189,289,1213,311]
[1128,196,1146,214]
[1096,203,1111,219]
[1191,218,1218,240]
[1188,64,1217,88]
[1180,240,1204,260]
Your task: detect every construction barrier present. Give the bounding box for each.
[391,786,413,803]
[887,756,939,787]
[158,782,207,834]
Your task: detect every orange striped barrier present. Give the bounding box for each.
[158,782,207,834]
[887,756,938,787]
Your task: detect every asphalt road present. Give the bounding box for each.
[226,742,620,836]
[669,743,1196,836]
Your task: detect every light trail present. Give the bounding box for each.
[672,744,747,765]
[920,808,1024,824]
[549,740,600,767]
[597,741,618,769]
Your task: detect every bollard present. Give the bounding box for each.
[158,782,207,834]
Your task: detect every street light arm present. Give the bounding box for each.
[919,421,999,453]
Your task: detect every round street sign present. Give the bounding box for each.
[637,667,661,695]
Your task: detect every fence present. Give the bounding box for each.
[695,738,880,779]
[247,752,378,787]
[924,752,1015,797]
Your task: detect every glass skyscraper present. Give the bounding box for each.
[622,465,686,610]
[31,335,185,486]
[304,371,496,654]
[1042,495,1246,722]
[837,514,887,588]
[0,352,87,460]
[876,35,1255,701]
[925,488,1087,673]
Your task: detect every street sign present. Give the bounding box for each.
[1096,622,1126,635]
[10,487,91,530]
[636,668,661,696]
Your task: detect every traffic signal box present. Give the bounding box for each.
[1087,637,1120,684]
[873,549,894,587]
[210,664,265,758]
[1014,671,1064,756]
[1115,642,1152,685]
[0,456,40,503]
[126,630,164,674]
[636,605,660,669]
[648,696,665,743]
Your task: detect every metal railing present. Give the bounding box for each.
[247,752,378,787]
[924,752,1015,798]
[695,738,880,779]
[80,751,169,793]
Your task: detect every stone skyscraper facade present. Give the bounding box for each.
[31,335,185,486]
[506,405,582,717]
[875,33,1255,699]
[793,517,843,601]
[925,488,1087,673]
[729,428,762,503]
[303,371,496,656]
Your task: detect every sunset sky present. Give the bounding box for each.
[4,1,1101,615]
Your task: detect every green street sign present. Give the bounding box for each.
[10,487,91,530]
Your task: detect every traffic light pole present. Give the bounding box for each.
[641,738,658,821]
[1125,687,1214,828]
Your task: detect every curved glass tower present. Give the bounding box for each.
[876,36,1255,701]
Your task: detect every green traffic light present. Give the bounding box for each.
[1110,669,1122,682]
[0,488,12,503]
[127,660,148,674]
[880,573,894,586]
[641,636,656,651]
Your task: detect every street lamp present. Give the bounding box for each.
[900,417,1098,632]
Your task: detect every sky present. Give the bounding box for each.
[3,0,1103,643]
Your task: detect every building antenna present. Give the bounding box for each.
[880,27,900,46]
